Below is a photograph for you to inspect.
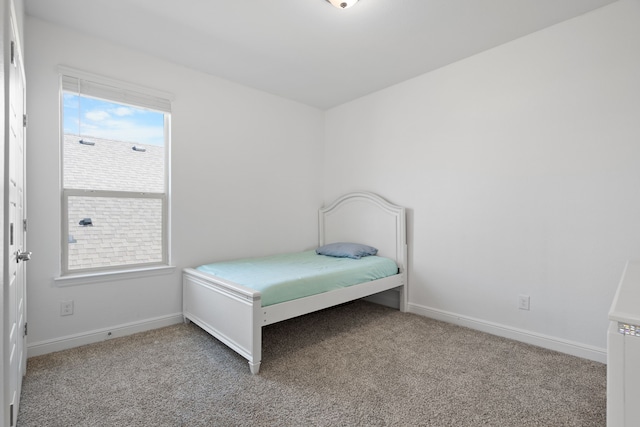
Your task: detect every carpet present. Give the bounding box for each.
[17,301,606,426]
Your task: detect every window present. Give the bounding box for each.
[60,69,171,275]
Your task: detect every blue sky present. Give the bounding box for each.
[63,93,165,146]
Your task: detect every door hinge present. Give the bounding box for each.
[23,218,28,232]
[23,114,28,128]
[24,322,28,337]
[11,40,15,65]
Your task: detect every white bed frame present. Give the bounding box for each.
[182,192,407,374]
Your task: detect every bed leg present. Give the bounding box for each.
[399,285,408,313]
[249,361,261,375]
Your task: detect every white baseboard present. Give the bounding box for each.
[27,305,607,364]
[27,313,184,358]
[408,303,607,364]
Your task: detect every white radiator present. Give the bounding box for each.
[608,261,640,427]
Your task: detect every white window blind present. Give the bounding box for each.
[59,66,172,113]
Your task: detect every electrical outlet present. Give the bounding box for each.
[518,295,530,311]
[60,300,74,316]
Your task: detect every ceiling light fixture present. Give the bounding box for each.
[326,0,359,9]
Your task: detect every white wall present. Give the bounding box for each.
[325,0,640,361]
[25,18,324,354]
[24,1,640,362]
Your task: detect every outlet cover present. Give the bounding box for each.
[60,300,74,316]
[518,295,530,311]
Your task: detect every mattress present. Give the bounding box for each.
[196,250,398,307]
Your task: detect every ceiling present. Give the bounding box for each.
[25,0,618,110]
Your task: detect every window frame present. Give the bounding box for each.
[58,67,173,278]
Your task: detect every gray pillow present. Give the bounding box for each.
[316,242,378,259]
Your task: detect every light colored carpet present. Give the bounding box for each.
[17,301,606,426]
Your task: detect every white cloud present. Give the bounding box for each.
[80,118,164,145]
[77,103,164,146]
[85,110,111,122]
[111,107,135,117]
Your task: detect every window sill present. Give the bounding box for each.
[54,265,176,287]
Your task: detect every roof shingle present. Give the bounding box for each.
[64,135,165,271]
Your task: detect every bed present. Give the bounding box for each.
[182,192,407,374]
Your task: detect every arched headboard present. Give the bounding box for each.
[319,192,407,274]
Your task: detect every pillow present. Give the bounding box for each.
[316,242,378,259]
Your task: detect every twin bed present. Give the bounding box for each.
[182,192,407,374]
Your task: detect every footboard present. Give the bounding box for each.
[182,268,263,374]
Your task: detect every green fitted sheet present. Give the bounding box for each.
[196,250,398,307]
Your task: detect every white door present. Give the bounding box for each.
[5,10,28,427]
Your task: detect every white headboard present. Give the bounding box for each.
[319,192,407,273]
